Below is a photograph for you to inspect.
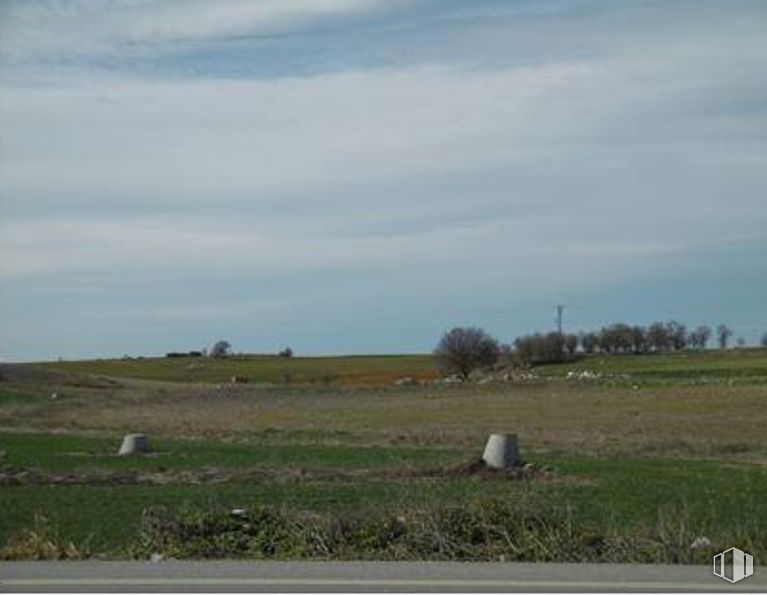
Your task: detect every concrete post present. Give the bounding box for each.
[118,433,150,456]
[482,433,520,468]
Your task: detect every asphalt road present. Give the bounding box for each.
[1,561,764,593]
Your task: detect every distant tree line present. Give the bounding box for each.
[435,320,745,378]
[513,321,736,365]
[164,340,296,359]
[165,350,204,358]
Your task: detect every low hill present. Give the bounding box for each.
[26,354,438,387]
[18,348,767,387]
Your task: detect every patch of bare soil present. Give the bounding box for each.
[0,460,570,487]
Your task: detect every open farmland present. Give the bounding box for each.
[33,354,439,386]
[1,350,767,561]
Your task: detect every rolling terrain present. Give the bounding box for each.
[1,350,766,561]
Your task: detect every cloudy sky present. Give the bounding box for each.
[1,0,766,360]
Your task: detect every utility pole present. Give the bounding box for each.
[555,304,565,337]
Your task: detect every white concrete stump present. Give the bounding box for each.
[482,433,520,469]
[118,433,150,456]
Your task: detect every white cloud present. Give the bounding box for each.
[1,0,767,358]
[2,41,765,294]
[4,49,762,209]
[1,0,387,61]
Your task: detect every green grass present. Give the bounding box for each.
[0,390,47,408]
[0,432,465,474]
[1,482,482,552]
[0,434,767,554]
[546,456,767,530]
[538,349,767,382]
[3,443,766,556]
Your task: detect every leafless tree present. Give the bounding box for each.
[716,324,733,350]
[435,327,499,379]
[580,332,600,353]
[210,339,232,358]
[689,325,712,349]
[513,332,566,364]
[665,320,688,351]
[599,323,634,353]
[563,334,579,356]
[647,322,671,352]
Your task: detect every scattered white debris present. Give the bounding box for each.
[565,370,601,381]
[394,377,418,386]
[149,553,165,562]
[230,508,248,518]
[515,372,539,381]
[50,392,58,400]
[579,370,600,380]
[690,536,712,550]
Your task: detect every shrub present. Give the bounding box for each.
[0,515,88,560]
[434,327,500,380]
[127,499,760,564]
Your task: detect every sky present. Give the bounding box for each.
[1,0,766,361]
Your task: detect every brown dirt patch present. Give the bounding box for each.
[0,460,571,487]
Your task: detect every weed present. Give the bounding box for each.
[128,498,765,563]
[0,515,89,560]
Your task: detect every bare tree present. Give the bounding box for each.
[435,327,499,380]
[716,324,733,350]
[513,332,565,364]
[563,334,579,356]
[580,332,600,353]
[689,325,712,350]
[599,323,634,353]
[647,322,670,352]
[210,339,232,358]
[665,321,688,351]
[629,326,647,353]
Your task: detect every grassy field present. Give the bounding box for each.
[2,431,766,559]
[537,348,767,384]
[32,348,767,386]
[1,349,767,560]
[33,354,438,386]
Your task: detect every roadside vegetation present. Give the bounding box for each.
[2,432,765,561]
